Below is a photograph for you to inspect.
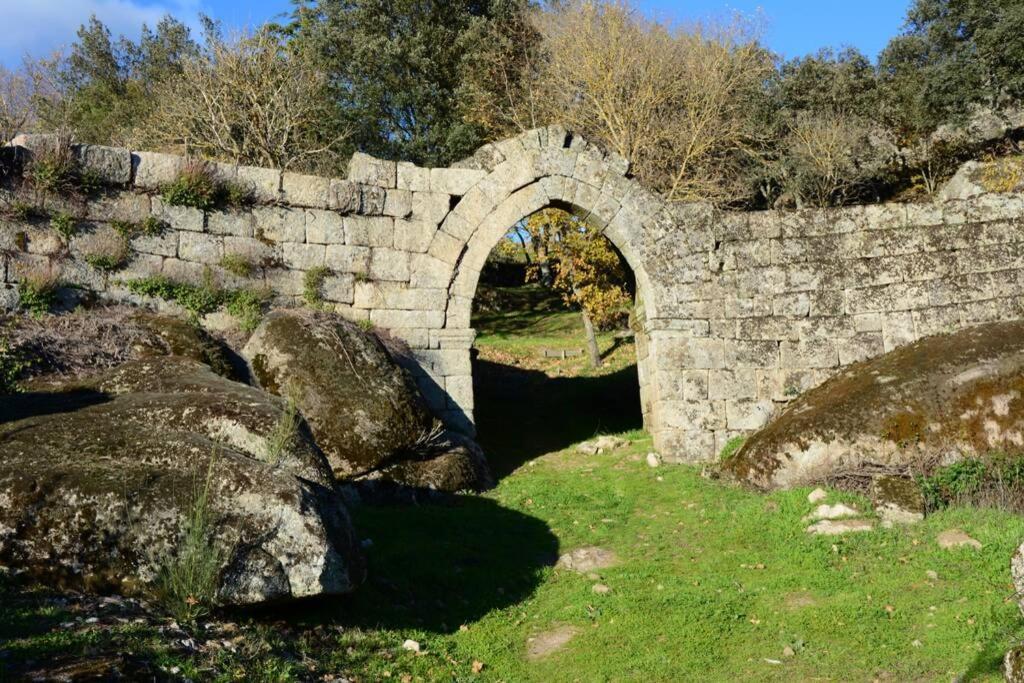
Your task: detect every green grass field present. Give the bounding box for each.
[3,286,1024,681]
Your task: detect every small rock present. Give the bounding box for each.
[592,583,611,595]
[877,504,924,528]
[805,519,874,536]
[926,570,939,581]
[646,452,662,468]
[807,488,828,504]
[937,529,982,550]
[576,435,628,456]
[402,639,420,653]
[782,646,795,657]
[1005,642,1024,682]
[556,547,618,573]
[803,503,860,522]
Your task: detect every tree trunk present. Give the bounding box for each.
[581,308,602,369]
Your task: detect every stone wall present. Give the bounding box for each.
[3,128,1023,463]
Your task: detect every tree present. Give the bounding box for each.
[135,29,347,172]
[462,0,774,203]
[36,15,199,145]
[523,209,632,368]
[286,0,531,167]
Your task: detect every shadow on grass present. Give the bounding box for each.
[257,492,559,636]
[473,357,643,479]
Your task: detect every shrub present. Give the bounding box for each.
[156,454,223,623]
[916,455,1024,512]
[161,160,220,210]
[77,168,105,196]
[140,216,167,237]
[50,212,78,242]
[302,266,330,308]
[17,268,60,317]
[220,254,256,278]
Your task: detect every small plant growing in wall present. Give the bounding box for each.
[17,267,61,317]
[224,287,271,332]
[26,138,78,195]
[50,211,79,243]
[303,266,331,308]
[161,159,253,211]
[140,216,167,237]
[161,160,221,210]
[156,451,223,623]
[220,253,256,278]
[10,201,45,222]
[83,232,131,272]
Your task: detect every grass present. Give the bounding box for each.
[3,283,1024,680]
[123,275,270,330]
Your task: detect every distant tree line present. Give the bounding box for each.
[2,0,1023,207]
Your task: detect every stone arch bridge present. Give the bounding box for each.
[4,127,1024,461]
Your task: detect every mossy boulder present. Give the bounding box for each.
[0,357,364,605]
[362,431,494,494]
[724,321,1024,490]
[242,310,433,478]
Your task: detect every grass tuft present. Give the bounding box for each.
[302,266,330,308]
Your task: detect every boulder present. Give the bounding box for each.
[364,431,494,492]
[0,357,364,605]
[1006,643,1024,683]
[724,321,1024,490]
[242,309,433,478]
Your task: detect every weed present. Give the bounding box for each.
[11,202,44,222]
[50,212,78,242]
[0,334,28,393]
[17,268,60,317]
[160,161,252,211]
[220,254,255,279]
[264,396,300,465]
[26,140,77,195]
[357,318,374,332]
[718,436,746,461]
[125,276,222,318]
[139,216,166,237]
[83,233,130,272]
[156,453,223,624]
[161,161,220,210]
[109,220,137,239]
[77,168,105,196]
[916,455,1024,512]
[303,266,330,308]
[224,288,269,332]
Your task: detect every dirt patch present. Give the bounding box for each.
[556,546,619,573]
[526,624,580,661]
[783,591,818,610]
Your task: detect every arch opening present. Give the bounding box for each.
[466,203,647,478]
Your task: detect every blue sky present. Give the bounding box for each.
[0,0,912,69]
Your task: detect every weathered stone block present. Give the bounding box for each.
[235,165,281,203]
[427,229,464,265]
[393,219,437,253]
[179,232,224,265]
[373,308,445,330]
[263,268,305,296]
[383,189,413,218]
[708,369,757,401]
[88,192,151,223]
[282,172,330,208]
[780,340,839,369]
[430,168,486,195]
[360,186,387,216]
[837,332,884,365]
[132,231,178,258]
[207,210,253,237]
[725,399,775,431]
[305,210,345,244]
[152,197,204,232]
[254,207,305,243]
[369,248,410,282]
[348,152,396,188]
[322,273,355,304]
[20,227,63,256]
[223,236,279,266]
[283,243,326,270]
[325,244,371,274]
[345,216,393,248]
[76,144,131,184]
[410,253,453,289]
[131,151,184,189]
[329,180,361,213]
[162,257,207,284]
[397,162,431,192]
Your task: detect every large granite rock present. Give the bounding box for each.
[242,310,434,478]
[724,321,1024,490]
[0,357,364,605]
[361,431,494,493]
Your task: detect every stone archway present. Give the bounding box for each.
[417,126,676,452]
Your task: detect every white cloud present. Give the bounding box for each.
[0,0,203,67]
